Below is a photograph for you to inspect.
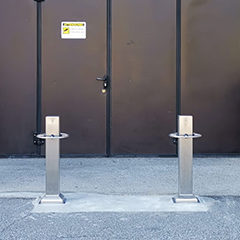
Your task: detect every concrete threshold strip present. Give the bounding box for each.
[0,192,213,213]
[29,193,213,213]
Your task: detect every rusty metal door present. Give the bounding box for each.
[42,0,107,155]
[0,0,36,156]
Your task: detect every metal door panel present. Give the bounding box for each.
[0,0,36,155]
[182,0,240,153]
[112,0,176,154]
[42,0,106,154]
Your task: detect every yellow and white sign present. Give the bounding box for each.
[61,22,86,39]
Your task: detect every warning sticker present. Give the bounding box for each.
[61,22,86,39]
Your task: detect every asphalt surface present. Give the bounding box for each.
[0,157,240,239]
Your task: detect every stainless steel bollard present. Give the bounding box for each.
[170,115,201,203]
[37,116,69,204]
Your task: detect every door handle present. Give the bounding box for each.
[96,75,108,81]
[96,75,108,94]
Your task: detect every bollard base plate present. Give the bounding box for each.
[39,193,66,204]
[172,195,199,203]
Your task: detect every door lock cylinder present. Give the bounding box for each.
[96,75,108,94]
[102,82,108,94]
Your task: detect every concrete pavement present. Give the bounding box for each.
[0,157,240,239]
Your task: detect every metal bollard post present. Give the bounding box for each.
[170,115,201,203]
[37,116,69,204]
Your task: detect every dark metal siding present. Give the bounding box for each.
[0,0,240,156]
[182,0,240,153]
[111,0,176,154]
[0,0,36,155]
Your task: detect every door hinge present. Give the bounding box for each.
[33,132,45,146]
